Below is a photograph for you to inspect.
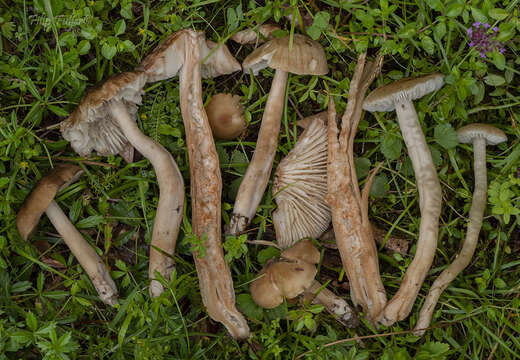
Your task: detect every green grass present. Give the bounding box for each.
[1,0,519,358]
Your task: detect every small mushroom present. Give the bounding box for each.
[414,123,507,335]
[205,93,246,140]
[230,24,281,45]
[363,73,444,326]
[139,29,249,339]
[60,71,185,299]
[16,164,118,305]
[273,112,330,249]
[227,34,328,235]
[251,239,359,327]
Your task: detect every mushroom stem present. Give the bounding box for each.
[304,280,359,328]
[414,137,486,334]
[378,98,442,326]
[45,200,118,305]
[179,32,249,339]
[108,101,184,298]
[227,69,289,235]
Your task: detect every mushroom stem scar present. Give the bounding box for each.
[45,200,118,306]
[109,101,184,298]
[378,98,442,326]
[227,69,288,235]
[414,137,486,334]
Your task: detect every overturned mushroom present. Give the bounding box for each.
[17,164,118,305]
[231,24,280,45]
[139,29,249,339]
[251,239,359,327]
[363,73,444,326]
[414,123,507,335]
[327,53,387,324]
[273,113,330,249]
[227,34,328,235]
[205,93,246,140]
[60,71,184,298]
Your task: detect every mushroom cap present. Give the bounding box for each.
[242,34,328,76]
[280,238,320,264]
[230,24,281,45]
[456,123,507,146]
[250,259,317,308]
[363,73,444,112]
[138,29,241,82]
[273,116,330,249]
[17,164,83,241]
[205,93,246,140]
[60,71,146,158]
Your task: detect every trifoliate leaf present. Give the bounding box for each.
[434,124,458,150]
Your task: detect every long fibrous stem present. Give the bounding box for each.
[414,137,486,335]
[45,200,118,305]
[376,98,442,326]
[110,101,184,298]
[326,53,387,324]
[180,31,249,339]
[227,69,289,235]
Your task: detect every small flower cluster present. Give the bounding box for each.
[467,22,505,58]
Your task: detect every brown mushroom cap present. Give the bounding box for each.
[242,34,328,76]
[138,30,241,82]
[230,24,281,45]
[280,238,320,264]
[60,71,146,159]
[205,93,246,140]
[250,259,317,308]
[17,164,83,241]
[456,123,507,146]
[272,116,330,249]
[363,73,444,112]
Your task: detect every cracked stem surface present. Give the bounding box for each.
[180,31,249,340]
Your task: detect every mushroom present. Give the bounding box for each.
[227,34,328,235]
[16,164,118,305]
[327,53,387,324]
[363,73,444,326]
[414,123,507,335]
[273,112,330,249]
[205,93,246,140]
[138,29,249,339]
[251,239,359,327]
[230,24,280,45]
[60,71,185,299]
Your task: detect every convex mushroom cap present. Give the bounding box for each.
[457,123,507,145]
[273,113,330,249]
[205,93,246,140]
[230,24,281,45]
[138,30,241,82]
[363,73,444,112]
[60,71,145,162]
[242,34,328,75]
[251,239,319,308]
[17,164,83,240]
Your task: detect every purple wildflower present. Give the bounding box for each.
[467,22,505,58]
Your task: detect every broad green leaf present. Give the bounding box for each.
[114,19,126,36]
[484,74,506,86]
[101,43,117,60]
[434,124,458,150]
[381,133,402,160]
[488,8,508,20]
[237,293,263,320]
